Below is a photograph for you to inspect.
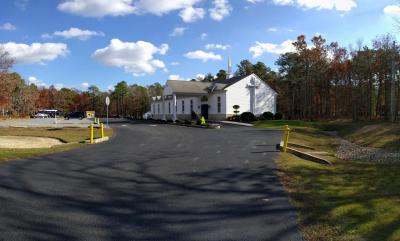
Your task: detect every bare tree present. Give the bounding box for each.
[0,47,15,72]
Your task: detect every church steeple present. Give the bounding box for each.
[227,57,233,79]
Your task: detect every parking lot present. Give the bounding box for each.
[0,118,92,128]
[0,121,302,241]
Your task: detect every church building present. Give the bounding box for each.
[150,61,277,121]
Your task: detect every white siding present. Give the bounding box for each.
[208,92,226,115]
[225,74,277,115]
[255,79,277,114]
[175,97,200,115]
[225,76,252,115]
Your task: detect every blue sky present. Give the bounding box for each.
[0,0,398,91]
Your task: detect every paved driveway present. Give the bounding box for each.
[0,121,303,241]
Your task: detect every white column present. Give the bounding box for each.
[250,86,256,114]
[162,96,166,121]
[173,94,177,123]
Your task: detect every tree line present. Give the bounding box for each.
[0,47,163,118]
[274,34,399,121]
[1,33,399,121]
[228,34,399,122]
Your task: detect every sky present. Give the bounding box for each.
[0,0,399,91]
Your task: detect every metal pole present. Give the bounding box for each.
[106,105,109,126]
[391,41,396,122]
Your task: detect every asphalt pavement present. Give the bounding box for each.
[0,120,303,241]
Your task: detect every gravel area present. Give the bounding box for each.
[332,135,400,163]
[0,136,64,148]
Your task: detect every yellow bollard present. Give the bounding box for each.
[282,125,290,152]
[101,123,104,138]
[90,123,94,144]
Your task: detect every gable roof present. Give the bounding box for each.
[213,74,251,87]
[164,74,277,95]
[166,80,227,94]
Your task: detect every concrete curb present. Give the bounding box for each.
[288,142,315,150]
[85,136,110,144]
[286,147,332,165]
[219,121,254,127]
[170,123,221,129]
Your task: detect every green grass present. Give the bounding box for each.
[0,127,113,161]
[255,120,400,151]
[278,153,400,241]
[256,120,400,240]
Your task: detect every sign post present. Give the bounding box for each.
[105,96,110,126]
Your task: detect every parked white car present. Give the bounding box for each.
[143,112,153,120]
[32,113,49,118]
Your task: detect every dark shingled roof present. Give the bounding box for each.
[213,74,251,87]
[165,75,252,95]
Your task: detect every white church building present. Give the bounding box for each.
[150,72,278,121]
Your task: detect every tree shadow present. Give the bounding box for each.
[0,127,303,241]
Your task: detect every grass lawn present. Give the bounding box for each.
[0,127,113,161]
[256,120,400,241]
[278,154,400,241]
[255,120,400,150]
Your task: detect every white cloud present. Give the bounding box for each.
[200,33,208,40]
[93,39,168,76]
[249,40,295,57]
[0,23,16,31]
[384,5,400,15]
[49,27,104,40]
[58,0,136,17]
[205,43,231,50]
[134,0,201,15]
[28,76,64,90]
[209,0,232,21]
[184,50,222,62]
[0,42,69,64]
[272,0,357,11]
[81,82,90,88]
[170,61,180,66]
[246,0,264,3]
[268,27,278,32]
[41,33,52,39]
[196,74,205,79]
[169,27,186,37]
[54,83,64,90]
[58,0,232,22]
[15,0,29,11]
[28,76,47,87]
[179,7,205,22]
[107,85,115,91]
[169,74,181,80]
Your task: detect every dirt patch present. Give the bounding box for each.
[0,136,64,149]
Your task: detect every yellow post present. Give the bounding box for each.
[282,125,290,152]
[101,123,104,138]
[90,123,94,144]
